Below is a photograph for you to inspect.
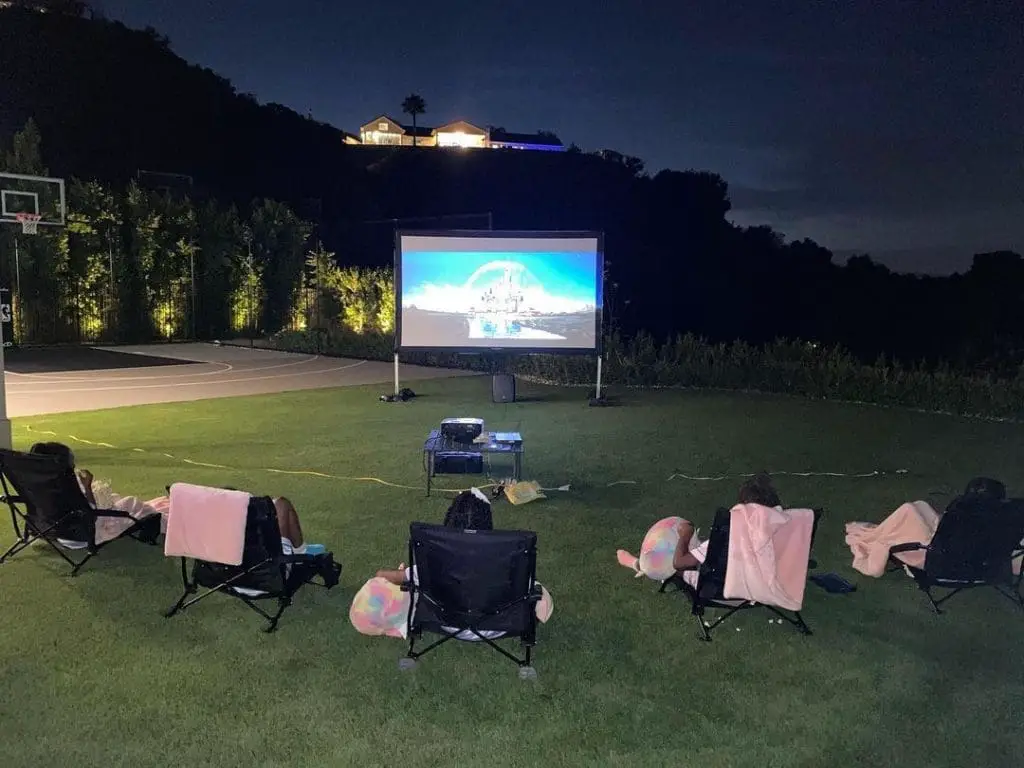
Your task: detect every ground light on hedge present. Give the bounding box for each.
[3,375,1024,767]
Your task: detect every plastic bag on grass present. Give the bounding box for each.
[504,480,546,505]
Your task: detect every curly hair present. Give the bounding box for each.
[443,488,494,531]
[737,471,782,507]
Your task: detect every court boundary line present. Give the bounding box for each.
[7,358,369,396]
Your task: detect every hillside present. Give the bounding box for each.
[0,7,365,211]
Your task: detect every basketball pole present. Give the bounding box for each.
[0,284,10,451]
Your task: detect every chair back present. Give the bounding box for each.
[695,506,824,601]
[925,497,1024,584]
[695,508,731,600]
[0,448,94,542]
[407,522,537,635]
[193,497,287,594]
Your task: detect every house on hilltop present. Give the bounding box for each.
[354,116,564,151]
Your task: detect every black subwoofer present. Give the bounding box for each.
[491,374,516,403]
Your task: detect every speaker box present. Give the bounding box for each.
[433,452,484,475]
[491,374,516,403]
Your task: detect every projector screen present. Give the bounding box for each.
[395,231,603,353]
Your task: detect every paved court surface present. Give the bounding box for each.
[4,343,473,417]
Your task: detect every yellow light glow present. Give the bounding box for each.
[437,131,484,148]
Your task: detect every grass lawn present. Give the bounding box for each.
[2,375,1023,768]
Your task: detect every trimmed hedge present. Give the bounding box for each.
[268,328,1024,421]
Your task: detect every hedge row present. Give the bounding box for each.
[267,328,1024,421]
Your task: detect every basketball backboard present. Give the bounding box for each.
[0,172,66,227]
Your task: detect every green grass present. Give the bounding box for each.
[2,376,1023,767]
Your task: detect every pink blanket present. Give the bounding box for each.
[164,483,250,566]
[844,501,939,577]
[723,504,814,611]
[89,479,169,545]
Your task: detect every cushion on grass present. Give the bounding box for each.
[617,516,683,581]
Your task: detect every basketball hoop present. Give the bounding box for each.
[14,213,41,235]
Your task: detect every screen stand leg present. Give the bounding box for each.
[380,353,409,404]
[589,355,612,407]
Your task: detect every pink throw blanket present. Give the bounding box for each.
[164,483,250,566]
[723,504,814,611]
[90,480,169,545]
[844,501,939,577]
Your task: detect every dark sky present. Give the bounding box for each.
[100,0,1023,274]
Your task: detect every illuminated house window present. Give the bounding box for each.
[378,122,389,131]
[436,131,485,148]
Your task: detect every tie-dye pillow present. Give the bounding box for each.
[349,577,411,638]
[617,516,683,581]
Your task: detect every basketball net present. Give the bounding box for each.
[15,213,41,235]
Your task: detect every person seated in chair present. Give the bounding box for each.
[845,477,1013,578]
[366,488,553,641]
[672,472,784,588]
[28,441,167,550]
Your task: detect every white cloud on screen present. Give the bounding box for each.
[403,284,593,314]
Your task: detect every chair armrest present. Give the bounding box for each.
[1,494,25,504]
[94,507,135,519]
[890,542,926,554]
[283,552,332,565]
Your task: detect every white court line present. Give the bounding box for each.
[7,359,369,395]
[6,360,235,383]
[6,353,320,384]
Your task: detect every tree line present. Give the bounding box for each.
[0,121,312,344]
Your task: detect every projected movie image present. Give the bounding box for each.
[399,235,600,351]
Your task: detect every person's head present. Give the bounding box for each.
[962,477,1006,501]
[737,472,781,507]
[443,488,494,531]
[29,441,75,469]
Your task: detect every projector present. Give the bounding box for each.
[440,417,484,443]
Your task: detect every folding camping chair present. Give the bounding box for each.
[662,507,822,641]
[163,494,341,632]
[0,448,161,576]
[888,498,1024,614]
[400,522,542,677]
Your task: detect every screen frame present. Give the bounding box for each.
[394,229,604,355]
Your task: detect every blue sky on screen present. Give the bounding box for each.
[402,251,598,303]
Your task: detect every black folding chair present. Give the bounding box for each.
[164,495,341,632]
[662,507,821,641]
[400,522,542,677]
[889,498,1024,614]
[0,448,161,576]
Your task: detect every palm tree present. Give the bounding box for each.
[401,93,427,147]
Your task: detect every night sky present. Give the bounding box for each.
[100,0,1022,275]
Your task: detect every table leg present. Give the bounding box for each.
[426,450,433,496]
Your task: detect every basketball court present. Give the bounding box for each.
[3,343,473,417]
[0,170,471,422]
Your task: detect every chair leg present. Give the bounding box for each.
[164,586,196,618]
[993,584,1024,610]
[0,535,32,564]
[693,607,712,642]
[922,586,944,614]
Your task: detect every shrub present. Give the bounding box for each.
[269,327,1024,420]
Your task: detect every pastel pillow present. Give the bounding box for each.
[349,577,411,638]
[617,516,683,581]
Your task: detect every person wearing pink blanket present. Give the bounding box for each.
[670,472,784,587]
[617,472,785,587]
[30,442,167,549]
[845,477,1017,577]
[30,442,322,558]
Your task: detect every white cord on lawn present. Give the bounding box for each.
[667,469,910,481]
